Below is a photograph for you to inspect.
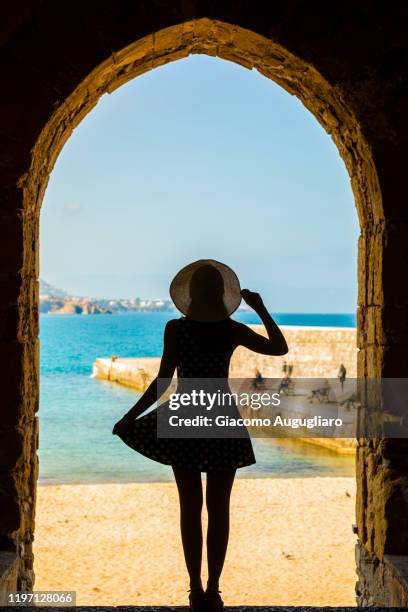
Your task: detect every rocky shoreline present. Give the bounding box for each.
[39,278,174,314]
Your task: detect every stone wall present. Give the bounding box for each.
[355,543,408,607]
[92,325,357,390]
[0,1,407,603]
[232,325,357,379]
[0,552,18,605]
[93,356,160,391]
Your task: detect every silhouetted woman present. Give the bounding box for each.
[113,259,288,611]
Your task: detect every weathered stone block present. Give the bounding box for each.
[0,551,18,605]
[356,542,408,606]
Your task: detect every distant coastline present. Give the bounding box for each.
[40,279,356,325]
[40,278,175,315]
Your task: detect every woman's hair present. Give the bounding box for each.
[184,266,232,350]
[187,264,229,322]
[189,264,224,301]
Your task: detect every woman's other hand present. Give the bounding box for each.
[241,289,265,312]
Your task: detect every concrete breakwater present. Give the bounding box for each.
[92,325,357,454]
[92,325,357,390]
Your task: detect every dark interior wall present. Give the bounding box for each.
[0,0,407,598]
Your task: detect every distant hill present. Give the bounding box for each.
[39,279,174,315]
[39,279,68,299]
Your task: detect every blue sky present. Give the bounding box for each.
[40,55,358,312]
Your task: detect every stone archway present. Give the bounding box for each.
[1,5,407,605]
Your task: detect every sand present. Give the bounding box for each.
[33,477,357,607]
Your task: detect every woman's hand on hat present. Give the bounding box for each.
[241,289,265,312]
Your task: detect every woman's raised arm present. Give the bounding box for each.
[233,289,288,356]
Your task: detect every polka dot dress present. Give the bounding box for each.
[118,317,256,471]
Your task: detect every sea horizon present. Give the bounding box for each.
[41,310,357,327]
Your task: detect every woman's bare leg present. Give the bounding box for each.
[205,469,236,591]
[173,467,204,590]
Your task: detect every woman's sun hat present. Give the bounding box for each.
[170,259,242,322]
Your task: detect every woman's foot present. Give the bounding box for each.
[205,588,224,612]
[188,587,207,612]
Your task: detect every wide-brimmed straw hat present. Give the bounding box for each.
[170,259,241,322]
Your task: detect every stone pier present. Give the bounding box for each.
[92,325,357,391]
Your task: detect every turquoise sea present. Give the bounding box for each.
[39,311,356,484]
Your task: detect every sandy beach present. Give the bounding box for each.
[34,477,357,606]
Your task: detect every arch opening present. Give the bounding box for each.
[37,52,358,605]
[4,16,405,608]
